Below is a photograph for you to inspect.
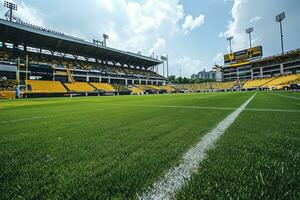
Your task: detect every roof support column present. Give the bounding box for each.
[280,64,284,74]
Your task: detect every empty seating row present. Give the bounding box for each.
[90,83,116,92]
[64,82,95,92]
[26,80,67,93]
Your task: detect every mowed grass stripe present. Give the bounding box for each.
[0,92,252,199]
[139,93,256,200]
[176,92,300,199]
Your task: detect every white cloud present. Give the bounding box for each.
[173,56,203,77]
[220,0,249,51]
[213,53,224,65]
[182,14,205,34]
[249,16,262,23]
[218,32,224,38]
[149,37,166,55]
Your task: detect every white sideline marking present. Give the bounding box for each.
[105,103,300,113]
[245,108,300,113]
[0,115,54,124]
[138,93,257,200]
[271,92,300,100]
[106,103,236,111]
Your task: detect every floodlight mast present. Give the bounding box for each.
[276,12,285,54]
[4,1,18,22]
[227,36,233,53]
[161,55,169,78]
[103,34,109,47]
[246,27,253,48]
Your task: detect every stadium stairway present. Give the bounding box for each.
[129,86,145,95]
[90,83,116,93]
[112,84,131,95]
[64,82,96,93]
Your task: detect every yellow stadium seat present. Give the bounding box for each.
[64,82,95,92]
[90,83,116,92]
[26,80,67,93]
[130,86,145,94]
[264,74,300,89]
[243,77,274,89]
[0,91,15,99]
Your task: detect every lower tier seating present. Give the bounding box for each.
[90,83,116,92]
[26,80,67,93]
[129,86,145,94]
[264,74,300,88]
[0,80,17,91]
[243,77,274,89]
[64,82,96,92]
[161,85,175,93]
[0,91,15,99]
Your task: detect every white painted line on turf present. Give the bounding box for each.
[138,93,257,200]
[271,92,300,100]
[245,108,300,113]
[104,103,300,113]
[0,115,54,124]
[105,103,237,111]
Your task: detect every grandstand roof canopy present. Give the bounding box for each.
[0,19,162,68]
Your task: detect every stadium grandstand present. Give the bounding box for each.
[0,5,300,98]
[0,17,167,98]
[222,48,300,81]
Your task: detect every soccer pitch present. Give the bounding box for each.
[0,92,299,199]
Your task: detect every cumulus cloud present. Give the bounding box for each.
[149,37,166,55]
[249,16,262,23]
[182,14,205,34]
[221,0,249,51]
[213,53,224,65]
[173,56,203,77]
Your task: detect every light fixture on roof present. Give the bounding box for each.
[4,1,18,22]
[103,34,109,47]
[161,55,169,78]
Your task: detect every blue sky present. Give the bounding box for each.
[1,0,299,77]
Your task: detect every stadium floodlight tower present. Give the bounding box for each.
[227,36,233,53]
[246,27,253,48]
[276,12,285,54]
[103,34,109,47]
[161,55,169,78]
[4,1,18,22]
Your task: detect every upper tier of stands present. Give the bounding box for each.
[0,49,163,79]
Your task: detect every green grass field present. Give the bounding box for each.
[0,91,299,199]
